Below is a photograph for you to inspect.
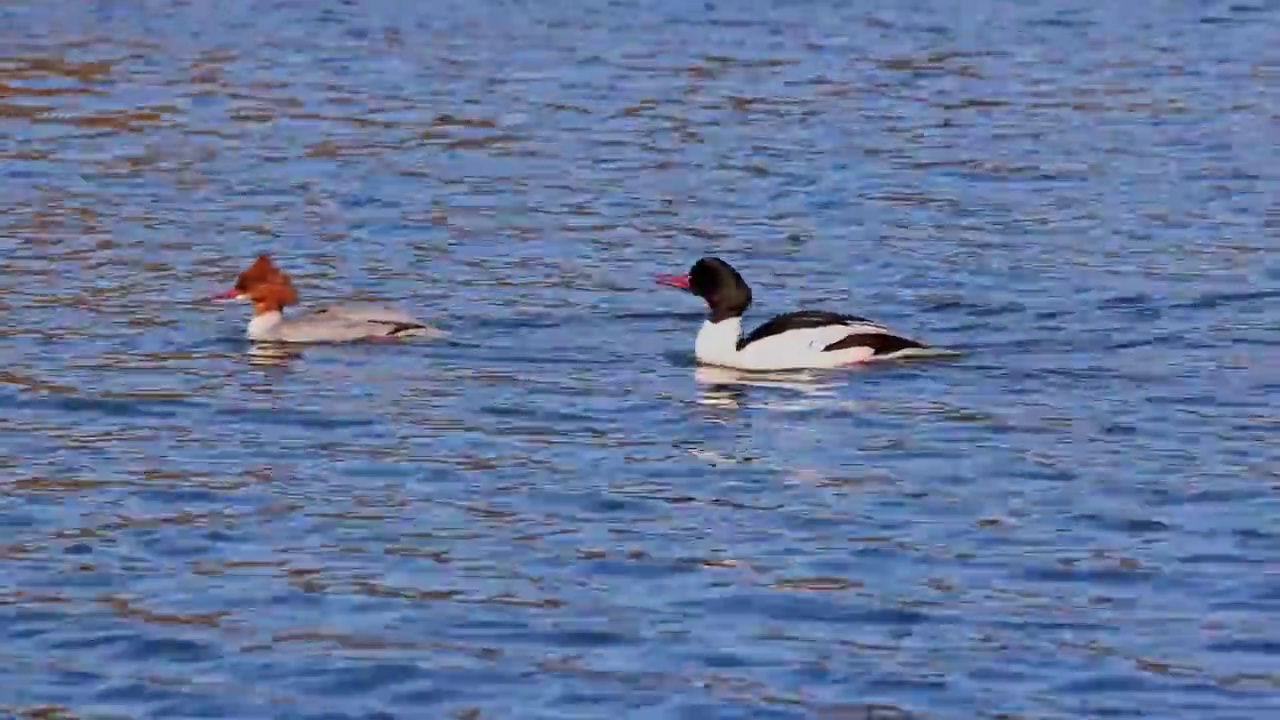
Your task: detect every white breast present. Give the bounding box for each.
[246,311,285,340]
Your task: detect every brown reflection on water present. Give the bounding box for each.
[102,594,229,627]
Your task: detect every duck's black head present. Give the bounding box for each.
[656,256,752,322]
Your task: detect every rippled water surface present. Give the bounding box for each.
[2,0,1278,718]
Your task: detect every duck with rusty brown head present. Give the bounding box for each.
[210,254,443,343]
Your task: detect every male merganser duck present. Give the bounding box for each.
[657,257,928,370]
[211,254,442,343]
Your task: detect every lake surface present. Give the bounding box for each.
[1,0,1278,718]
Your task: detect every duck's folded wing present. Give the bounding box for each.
[739,311,889,351]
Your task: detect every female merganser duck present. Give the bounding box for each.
[657,257,928,370]
[211,254,442,343]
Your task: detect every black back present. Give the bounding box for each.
[821,332,925,355]
[737,310,879,350]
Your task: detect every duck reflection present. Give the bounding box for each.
[245,342,303,367]
[694,366,839,409]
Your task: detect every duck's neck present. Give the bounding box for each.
[247,310,284,340]
[695,316,743,365]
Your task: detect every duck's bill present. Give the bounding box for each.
[655,273,690,289]
[208,288,243,302]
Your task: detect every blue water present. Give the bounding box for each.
[1,0,1278,718]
